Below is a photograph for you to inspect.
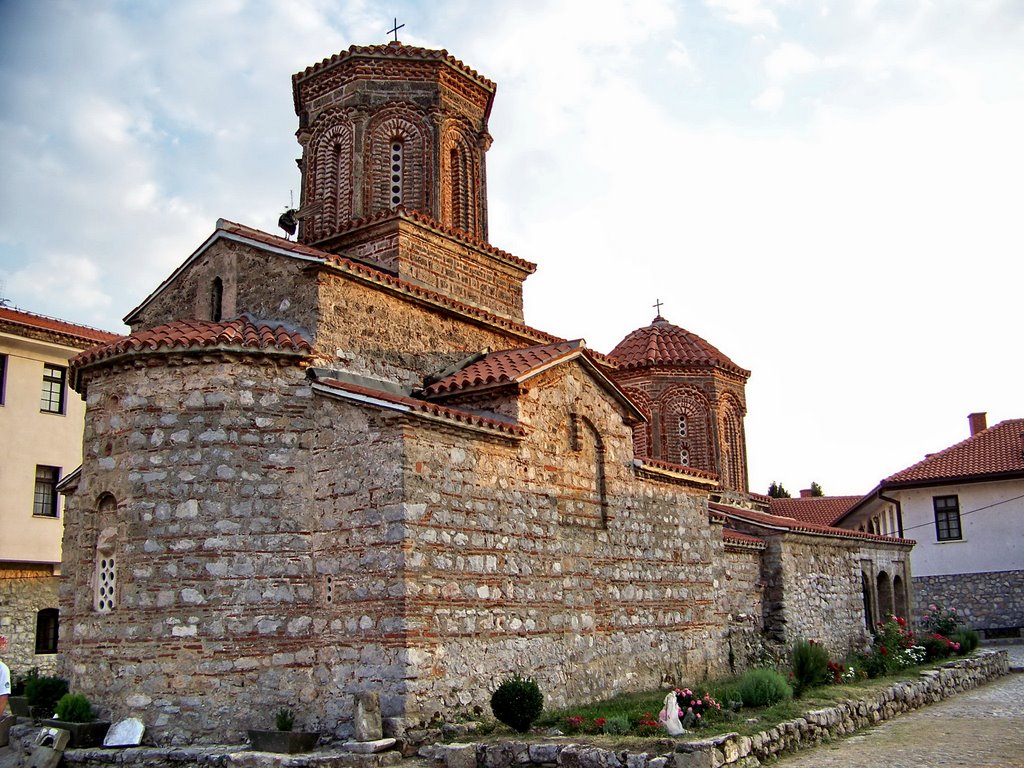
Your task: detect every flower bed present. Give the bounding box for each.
[426,649,1008,768]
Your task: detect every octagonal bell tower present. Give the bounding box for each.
[292,41,495,243]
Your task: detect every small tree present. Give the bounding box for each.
[767,481,791,498]
[809,481,824,496]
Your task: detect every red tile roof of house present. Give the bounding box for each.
[769,496,862,526]
[72,316,311,369]
[312,376,525,439]
[608,316,749,377]
[0,306,122,347]
[710,501,914,545]
[422,340,585,397]
[880,419,1024,486]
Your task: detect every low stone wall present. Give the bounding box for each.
[426,650,1008,768]
[913,570,1024,634]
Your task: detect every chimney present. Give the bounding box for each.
[799,489,813,498]
[968,412,987,436]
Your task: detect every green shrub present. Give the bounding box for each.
[54,693,93,723]
[791,639,831,696]
[25,675,69,714]
[953,629,980,655]
[12,668,39,697]
[275,708,294,731]
[602,715,630,735]
[921,633,958,661]
[490,675,544,733]
[734,668,792,708]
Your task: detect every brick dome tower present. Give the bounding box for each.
[290,41,534,322]
[609,315,751,492]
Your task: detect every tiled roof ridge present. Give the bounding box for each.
[608,316,750,377]
[636,456,719,483]
[311,206,537,273]
[313,376,524,438]
[0,306,123,345]
[421,340,584,397]
[213,220,569,351]
[293,42,496,91]
[723,528,766,549]
[710,501,915,545]
[884,418,1024,485]
[72,315,312,370]
[770,495,863,526]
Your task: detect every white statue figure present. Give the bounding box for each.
[659,690,685,735]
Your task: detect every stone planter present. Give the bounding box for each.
[40,719,112,748]
[247,729,319,754]
[7,696,30,718]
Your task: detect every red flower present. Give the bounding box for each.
[880,646,888,655]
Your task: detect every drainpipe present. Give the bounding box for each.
[880,492,903,538]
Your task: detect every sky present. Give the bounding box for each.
[1,0,1021,498]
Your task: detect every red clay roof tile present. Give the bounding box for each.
[723,528,766,548]
[635,456,719,484]
[312,376,525,438]
[608,315,749,376]
[882,419,1024,486]
[72,316,311,369]
[770,496,861,526]
[422,340,585,397]
[0,307,122,346]
[710,501,914,544]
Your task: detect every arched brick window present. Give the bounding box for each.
[719,395,746,491]
[366,109,428,215]
[659,387,711,470]
[94,494,118,613]
[306,114,355,239]
[211,277,223,322]
[441,122,478,236]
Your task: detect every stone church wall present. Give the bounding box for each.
[397,364,729,720]
[128,240,320,333]
[913,569,1024,634]
[0,564,59,677]
[60,356,319,744]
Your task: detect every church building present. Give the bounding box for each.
[60,41,913,745]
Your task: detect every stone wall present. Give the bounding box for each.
[914,569,1024,633]
[0,564,59,677]
[60,355,318,744]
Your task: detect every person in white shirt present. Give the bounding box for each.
[0,635,10,716]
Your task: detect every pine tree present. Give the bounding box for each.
[810,481,824,497]
[767,481,791,498]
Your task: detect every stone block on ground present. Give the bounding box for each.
[103,718,146,747]
[353,691,383,742]
[343,737,397,754]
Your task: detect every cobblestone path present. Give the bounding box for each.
[777,646,1024,768]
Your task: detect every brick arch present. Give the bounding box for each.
[306,109,356,239]
[658,386,712,471]
[621,387,652,458]
[718,393,746,491]
[364,105,431,216]
[440,119,481,236]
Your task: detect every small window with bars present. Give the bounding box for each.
[390,141,403,207]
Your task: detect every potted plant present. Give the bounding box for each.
[41,693,111,748]
[24,674,68,723]
[247,708,319,754]
[7,668,37,718]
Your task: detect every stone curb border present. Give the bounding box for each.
[424,650,1009,768]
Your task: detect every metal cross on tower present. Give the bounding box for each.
[653,298,664,316]
[388,18,405,42]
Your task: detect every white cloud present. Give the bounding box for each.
[704,0,778,27]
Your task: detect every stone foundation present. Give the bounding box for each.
[913,570,1024,633]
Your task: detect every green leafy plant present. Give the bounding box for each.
[275,707,295,731]
[791,639,831,696]
[25,675,69,714]
[602,714,630,735]
[490,675,544,733]
[734,668,792,707]
[54,693,93,723]
[12,668,39,697]
[953,629,980,655]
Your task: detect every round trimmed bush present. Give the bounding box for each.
[54,693,93,723]
[735,668,793,708]
[490,675,544,733]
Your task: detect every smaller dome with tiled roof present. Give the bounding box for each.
[608,315,749,377]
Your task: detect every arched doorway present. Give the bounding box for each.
[861,571,875,630]
[876,571,894,619]
[893,574,907,620]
